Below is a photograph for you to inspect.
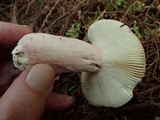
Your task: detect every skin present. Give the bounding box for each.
[0,22,73,120]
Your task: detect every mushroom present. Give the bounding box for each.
[12,34,103,73]
[12,19,145,107]
[81,19,145,107]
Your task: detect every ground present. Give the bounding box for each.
[0,0,160,120]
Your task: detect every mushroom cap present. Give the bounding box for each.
[81,19,145,107]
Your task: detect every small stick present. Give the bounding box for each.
[44,0,87,31]
[11,3,17,23]
[138,85,160,95]
[40,0,61,30]
[96,102,160,118]
[120,0,139,22]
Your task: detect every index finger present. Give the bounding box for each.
[0,21,32,49]
[0,21,32,59]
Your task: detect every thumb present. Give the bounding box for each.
[0,64,55,120]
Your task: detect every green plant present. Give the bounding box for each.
[115,0,127,9]
[66,20,81,38]
[103,0,128,11]
[129,1,145,12]
[38,0,47,9]
[104,2,114,11]
[131,20,142,38]
[68,84,80,94]
[122,116,128,120]
[154,116,160,120]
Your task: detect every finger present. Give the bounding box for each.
[0,60,20,95]
[0,21,32,48]
[0,21,32,59]
[0,61,74,109]
[46,92,73,111]
[0,64,55,120]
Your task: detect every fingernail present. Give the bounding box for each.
[56,94,73,101]
[21,25,33,32]
[26,64,55,92]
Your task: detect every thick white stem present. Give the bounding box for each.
[12,33,102,73]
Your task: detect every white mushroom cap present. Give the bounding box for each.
[81,19,146,107]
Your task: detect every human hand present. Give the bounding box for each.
[0,22,73,120]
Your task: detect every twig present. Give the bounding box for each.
[144,0,157,19]
[11,3,17,23]
[44,11,69,32]
[25,0,35,15]
[84,108,100,120]
[138,85,160,95]
[96,102,160,118]
[44,0,87,32]
[40,0,61,30]
[54,73,76,89]
[153,39,160,81]
[146,59,157,71]
[146,50,157,60]
[120,0,139,21]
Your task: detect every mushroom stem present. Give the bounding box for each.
[12,33,103,73]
